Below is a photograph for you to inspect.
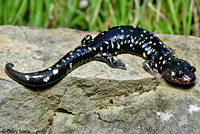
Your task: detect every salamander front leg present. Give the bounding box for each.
[81,35,93,45]
[168,47,177,58]
[95,53,126,70]
[143,60,163,78]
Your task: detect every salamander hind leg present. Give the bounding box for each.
[114,59,127,70]
[94,53,126,70]
[143,60,163,78]
[81,35,93,45]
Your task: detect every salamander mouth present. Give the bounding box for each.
[181,75,196,85]
[165,75,196,85]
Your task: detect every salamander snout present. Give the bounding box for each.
[162,59,196,85]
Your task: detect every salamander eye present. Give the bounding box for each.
[177,71,184,77]
[189,66,196,73]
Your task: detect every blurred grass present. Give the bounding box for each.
[0,0,199,36]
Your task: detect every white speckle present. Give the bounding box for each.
[159,41,162,44]
[159,56,162,60]
[147,50,151,55]
[188,104,200,114]
[150,36,153,39]
[105,29,109,31]
[132,47,135,50]
[160,66,162,70]
[62,59,66,62]
[141,34,143,37]
[177,63,180,66]
[84,49,87,52]
[105,41,109,44]
[131,38,134,43]
[77,53,80,56]
[141,40,145,44]
[101,32,104,35]
[88,47,92,51]
[93,47,96,50]
[171,71,175,76]
[142,43,148,48]
[103,53,107,56]
[53,69,59,75]
[120,35,123,40]
[163,60,166,65]
[48,68,52,70]
[56,64,60,67]
[100,47,103,51]
[149,41,152,44]
[66,57,69,60]
[25,75,30,80]
[70,52,73,55]
[32,75,43,79]
[114,36,117,39]
[130,44,133,47]
[77,49,81,52]
[133,26,136,28]
[118,27,121,29]
[69,63,72,68]
[168,57,171,60]
[145,46,151,51]
[157,112,173,122]
[145,37,148,39]
[43,76,50,82]
[71,55,74,58]
[121,30,124,33]
[124,40,127,43]
[153,43,156,45]
[117,45,120,49]
[120,41,123,45]
[155,63,158,68]
[130,30,133,32]
[115,52,118,55]
[111,42,114,49]
[127,40,130,43]
[143,53,146,58]
[143,30,146,33]
[86,36,90,40]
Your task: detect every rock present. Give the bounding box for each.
[0,26,200,134]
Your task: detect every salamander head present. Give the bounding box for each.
[162,59,196,85]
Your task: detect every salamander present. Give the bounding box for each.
[5,26,196,87]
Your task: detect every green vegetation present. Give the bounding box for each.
[0,0,199,36]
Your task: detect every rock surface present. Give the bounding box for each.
[0,26,200,134]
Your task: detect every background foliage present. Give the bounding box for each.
[0,0,199,36]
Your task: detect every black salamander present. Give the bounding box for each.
[5,26,196,87]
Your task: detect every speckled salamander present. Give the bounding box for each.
[5,26,196,87]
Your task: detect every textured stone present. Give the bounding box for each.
[0,26,200,134]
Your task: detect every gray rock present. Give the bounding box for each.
[0,26,200,134]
